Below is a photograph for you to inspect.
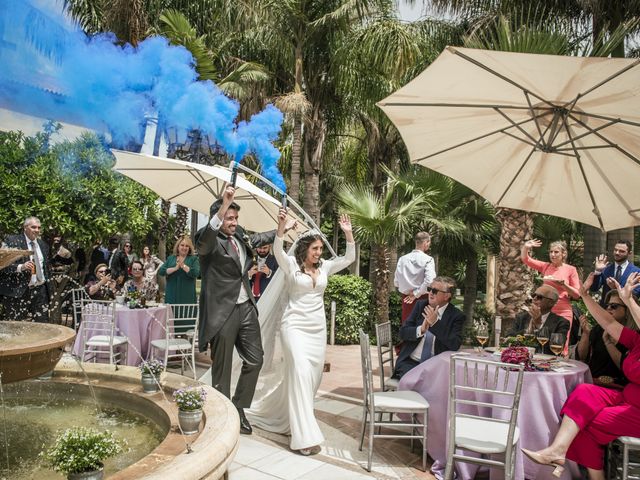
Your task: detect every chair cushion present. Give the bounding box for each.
[86,335,128,346]
[385,377,399,390]
[618,436,640,447]
[455,417,520,454]
[373,390,429,411]
[151,339,192,350]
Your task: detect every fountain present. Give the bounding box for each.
[0,319,238,479]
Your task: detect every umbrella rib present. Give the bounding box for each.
[576,111,640,129]
[380,102,535,110]
[561,118,604,230]
[556,145,612,152]
[450,48,555,108]
[495,145,539,206]
[567,113,640,168]
[553,119,620,148]
[574,59,640,102]
[415,115,544,162]
[165,170,218,203]
[494,107,539,145]
[501,130,537,148]
[525,92,545,144]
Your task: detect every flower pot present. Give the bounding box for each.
[141,373,160,393]
[68,468,104,480]
[178,409,202,434]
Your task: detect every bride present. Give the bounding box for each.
[248,208,355,455]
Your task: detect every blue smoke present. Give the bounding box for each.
[0,0,286,192]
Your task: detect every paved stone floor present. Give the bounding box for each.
[191,344,438,480]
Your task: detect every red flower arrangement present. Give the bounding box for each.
[500,346,534,371]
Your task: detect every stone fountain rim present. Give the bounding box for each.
[0,321,76,356]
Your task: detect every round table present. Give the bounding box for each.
[398,350,592,480]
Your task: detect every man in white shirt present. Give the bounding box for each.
[0,216,51,322]
[392,276,465,379]
[394,231,436,323]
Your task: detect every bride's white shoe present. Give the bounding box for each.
[298,448,313,456]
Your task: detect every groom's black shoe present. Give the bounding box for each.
[237,408,252,435]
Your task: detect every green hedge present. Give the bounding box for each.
[324,274,372,344]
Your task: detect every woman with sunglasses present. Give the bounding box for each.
[123,260,158,301]
[84,263,118,300]
[522,272,640,480]
[575,289,638,387]
[522,239,581,352]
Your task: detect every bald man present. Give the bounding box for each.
[506,285,570,355]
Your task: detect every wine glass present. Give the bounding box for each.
[536,327,549,353]
[475,323,489,355]
[549,333,565,359]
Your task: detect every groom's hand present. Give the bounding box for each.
[222,185,236,205]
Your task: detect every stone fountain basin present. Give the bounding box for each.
[0,321,76,383]
[35,356,239,479]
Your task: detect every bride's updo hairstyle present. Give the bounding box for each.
[294,232,324,273]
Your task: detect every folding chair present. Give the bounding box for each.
[80,299,128,365]
[150,303,199,379]
[608,436,640,479]
[70,287,89,330]
[359,330,429,472]
[444,354,525,480]
[375,321,399,391]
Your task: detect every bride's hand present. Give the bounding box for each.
[338,214,352,233]
[277,208,288,236]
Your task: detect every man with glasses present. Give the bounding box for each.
[591,240,640,305]
[506,285,569,355]
[392,276,465,379]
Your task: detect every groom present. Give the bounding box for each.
[196,185,294,434]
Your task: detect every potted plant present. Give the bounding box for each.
[173,386,207,434]
[44,427,124,480]
[139,359,164,393]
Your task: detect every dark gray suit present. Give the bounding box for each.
[0,234,51,322]
[506,311,569,355]
[196,221,275,408]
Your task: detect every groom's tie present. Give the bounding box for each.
[227,236,239,256]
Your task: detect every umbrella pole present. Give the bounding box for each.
[233,162,338,258]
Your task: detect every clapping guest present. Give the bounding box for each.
[140,245,163,286]
[123,260,158,302]
[575,289,637,387]
[158,236,200,305]
[522,272,640,480]
[84,263,118,300]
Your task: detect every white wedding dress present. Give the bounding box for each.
[248,235,355,450]
[198,234,355,450]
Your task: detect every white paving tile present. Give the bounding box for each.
[249,449,326,480]
[296,462,376,480]
[314,397,357,416]
[229,466,282,480]
[234,436,284,466]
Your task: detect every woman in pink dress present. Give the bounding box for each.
[522,272,640,480]
[521,239,581,349]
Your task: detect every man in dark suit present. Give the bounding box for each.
[248,244,278,301]
[506,285,569,355]
[590,240,640,304]
[196,185,295,435]
[393,276,465,379]
[0,216,51,322]
[106,236,128,288]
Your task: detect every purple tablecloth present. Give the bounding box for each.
[398,350,592,480]
[73,304,170,366]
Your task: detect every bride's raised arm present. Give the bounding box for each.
[273,208,297,276]
[325,214,356,276]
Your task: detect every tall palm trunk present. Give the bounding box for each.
[289,42,305,202]
[372,243,390,324]
[303,107,325,224]
[175,205,189,237]
[463,255,478,324]
[495,208,534,333]
[583,225,605,275]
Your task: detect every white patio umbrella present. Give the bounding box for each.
[378,46,640,231]
[111,149,309,243]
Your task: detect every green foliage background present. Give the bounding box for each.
[0,129,159,243]
[324,274,372,344]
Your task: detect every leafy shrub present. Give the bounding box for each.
[324,274,372,344]
[44,427,124,474]
[388,290,403,345]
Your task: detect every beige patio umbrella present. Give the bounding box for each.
[378,46,640,231]
[111,150,310,243]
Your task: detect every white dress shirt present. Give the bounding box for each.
[410,303,448,362]
[22,234,45,286]
[210,215,250,304]
[394,249,436,297]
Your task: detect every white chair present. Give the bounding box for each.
[608,436,640,479]
[150,304,199,379]
[80,299,128,365]
[444,354,525,480]
[70,287,89,331]
[375,322,399,391]
[358,330,430,472]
